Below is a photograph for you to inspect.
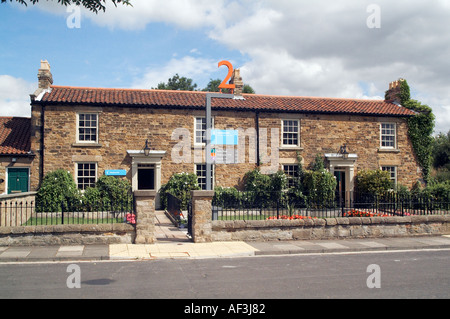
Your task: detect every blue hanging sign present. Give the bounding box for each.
[105,170,127,176]
[211,129,238,145]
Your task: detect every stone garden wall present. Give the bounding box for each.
[211,215,450,242]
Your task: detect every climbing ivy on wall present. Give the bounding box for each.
[404,99,435,183]
[391,80,435,183]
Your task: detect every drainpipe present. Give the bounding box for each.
[256,111,260,167]
[40,105,45,187]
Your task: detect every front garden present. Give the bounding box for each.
[160,155,450,222]
[0,169,136,226]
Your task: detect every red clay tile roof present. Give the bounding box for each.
[0,117,31,156]
[39,85,416,117]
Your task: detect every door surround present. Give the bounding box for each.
[127,150,166,207]
[325,153,357,204]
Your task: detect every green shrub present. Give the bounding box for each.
[311,154,325,171]
[36,169,80,212]
[423,180,450,200]
[302,169,337,207]
[394,184,411,197]
[82,187,103,212]
[242,169,288,206]
[213,186,242,208]
[95,175,132,209]
[355,169,392,195]
[160,172,200,210]
[243,168,271,193]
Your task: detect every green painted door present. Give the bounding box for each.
[8,168,29,194]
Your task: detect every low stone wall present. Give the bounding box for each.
[211,215,450,242]
[0,223,135,246]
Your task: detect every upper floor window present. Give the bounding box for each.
[77,113,98,143]
[380,123,396,149]
[195,117,214,145]
[282,119,300,147]
[195,117,206,145]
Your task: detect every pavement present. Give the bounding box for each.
[1,211,450,263]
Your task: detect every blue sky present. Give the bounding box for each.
[0,0,449,134]
[0,2,244,89]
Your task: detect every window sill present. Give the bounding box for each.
[72,143,102,148]
[377,148,400,153]
[280,146,303,151]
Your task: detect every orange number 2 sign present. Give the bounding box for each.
[218,60,236,93]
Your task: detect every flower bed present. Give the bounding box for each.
[267,215,317,220]
[343,209,392,217]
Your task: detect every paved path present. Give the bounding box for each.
[0,211,449,262]
[154,210,190,243]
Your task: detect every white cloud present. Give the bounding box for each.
[0,75,35,118]
[131,55,218,89]
[22,0,450,133]
[213,0,450,133]
[433,105,450,134]
[83,0,230,30]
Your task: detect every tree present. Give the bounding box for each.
[202,78,256,94]
[432,130,450,183]
[154,74,198,91]
[202,79,222,92]
[433,130,450,170]
[242,84,255,94]
[2,0,131,13]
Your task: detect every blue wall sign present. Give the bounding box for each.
[105,170,127,176]
[211,129,238,145]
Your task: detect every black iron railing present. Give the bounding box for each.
[0,193,136,227]
[166,192,188,230]
[212,190,450,220]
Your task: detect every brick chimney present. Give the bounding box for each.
[230,68,244,96]
[385,78,405,105]
[30,60,53,102]
[37,60,53,90]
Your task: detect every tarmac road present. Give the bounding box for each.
[0,249,449,300]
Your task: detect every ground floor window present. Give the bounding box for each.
[381,166,397,186]
[283,164,298,188]
[195,164,214,190]
[76,162,97,190]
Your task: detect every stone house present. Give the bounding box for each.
[27,61,419,206]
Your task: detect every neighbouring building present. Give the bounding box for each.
[22,60,420,206]
[0,117,34,194]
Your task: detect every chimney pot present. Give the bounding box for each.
[385,78,405,105]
